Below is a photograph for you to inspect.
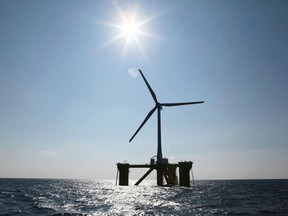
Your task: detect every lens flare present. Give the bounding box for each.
[98,4,160,57]
[128,68,139,78]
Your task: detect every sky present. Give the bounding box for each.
[0,0,288,180]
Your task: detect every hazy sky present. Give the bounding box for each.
[0,0,287,180]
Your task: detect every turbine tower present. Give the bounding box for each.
[129,69,204,164]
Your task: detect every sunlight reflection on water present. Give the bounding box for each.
[1,179,288,215]
[106,181,182,215]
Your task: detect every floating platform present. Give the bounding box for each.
[116,161,193,187]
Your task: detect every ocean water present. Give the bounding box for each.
[0,179,288,215]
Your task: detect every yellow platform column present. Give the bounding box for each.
[117,163,129,186]
[179,162,193,187]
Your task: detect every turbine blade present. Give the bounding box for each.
[138,69,158,103]
[129,106,157,143]
[161,101,204,107]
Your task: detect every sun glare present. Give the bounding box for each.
[99,4,158,57]
[120,13,139,41]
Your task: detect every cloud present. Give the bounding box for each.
[41,150,58,157]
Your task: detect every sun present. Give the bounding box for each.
[120,12,140,42]
[99,4,157,57]
[114,7,148,53]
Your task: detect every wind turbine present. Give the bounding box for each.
[129,69,204,164]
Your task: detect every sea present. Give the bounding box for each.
[1,178,288,216]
